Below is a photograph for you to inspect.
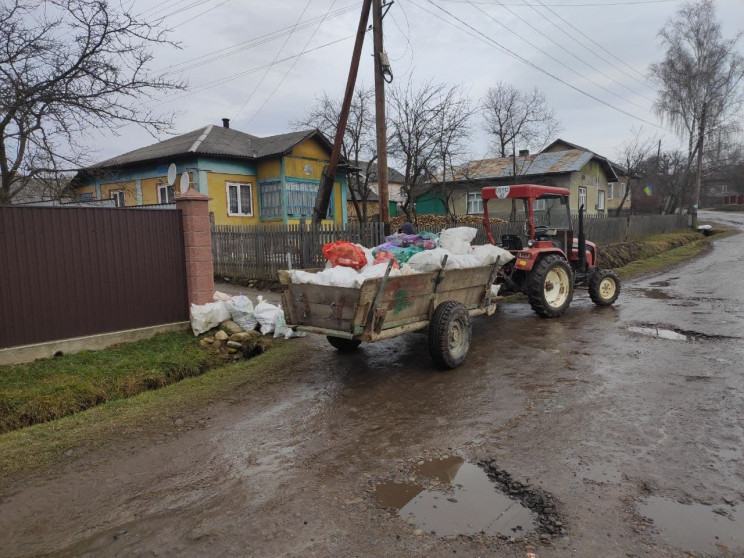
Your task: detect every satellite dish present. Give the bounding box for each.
[167,163,177,186]
[179,171,191,193]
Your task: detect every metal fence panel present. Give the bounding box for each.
[0,206,188,349]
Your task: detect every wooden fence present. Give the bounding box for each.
[212,214,689,281]
[212,221,386,281]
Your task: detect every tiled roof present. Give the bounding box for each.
[445,150,599,182]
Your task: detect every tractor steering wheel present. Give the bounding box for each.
[535,225,549,237]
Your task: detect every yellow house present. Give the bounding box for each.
[73,120,348,225]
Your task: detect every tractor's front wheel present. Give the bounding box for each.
[428,301,472,369]
[526,254,574,318]
[589,269,621,306]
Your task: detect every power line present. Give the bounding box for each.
[171,0,232,28]
[465,1,651,111]
[529,0,654,86]
[160,2,360,76]
[152,34,356,106]
[233,0,316,120]
[412,0,667,130]
[437,0,678,5]
[245,0,341,126]
[482,0,656,104]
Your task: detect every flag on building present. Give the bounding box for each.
[643,185,653,196]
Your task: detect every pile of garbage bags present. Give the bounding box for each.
[190,291,306,339]
[289,227,513,288]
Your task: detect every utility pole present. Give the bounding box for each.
[372,0,390,235]
[312,0,372,225]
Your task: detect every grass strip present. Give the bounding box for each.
[0,340,304,482]
[613,230,736,279]
[0,331,224,434]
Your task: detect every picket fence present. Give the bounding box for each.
[212,214,689,281]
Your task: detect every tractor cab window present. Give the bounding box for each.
[530,195,571,230]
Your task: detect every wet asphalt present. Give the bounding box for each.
[1,211,743,557]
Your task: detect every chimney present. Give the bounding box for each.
[222,118,230,129]
[519,149,529,157]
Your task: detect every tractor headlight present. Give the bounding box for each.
[518,252,531,259]
[527,239,535,247]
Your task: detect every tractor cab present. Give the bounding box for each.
[482,184,586,272]
[481,184,619,318]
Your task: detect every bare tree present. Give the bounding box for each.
[649,0,744,215]
[292,87,376,222]
[613,127,658,214]
[387,79,472,221]
[0,0,184,205]
[482,82,562,159]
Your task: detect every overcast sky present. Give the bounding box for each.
[94,0,744,167]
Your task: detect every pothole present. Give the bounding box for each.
[629,326,688,341]
[638,496,744,555]
[374,456,564,541]
[628,323,739,341]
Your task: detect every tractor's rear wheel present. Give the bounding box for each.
[428,301,471,369]
[327,336,361,352]
[589,269,620,306]
[526,254,574,318]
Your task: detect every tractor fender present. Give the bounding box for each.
[571,239,597,268]
[513,247,568,272]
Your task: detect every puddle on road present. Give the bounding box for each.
[640,288,675,300]
[375,457,538,537]
[629,326,688,341]
[638,496,744,555]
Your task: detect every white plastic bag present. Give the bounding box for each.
[407,248,452,272]
[469,244,515,266]
[213,290,231,302]
[255,296,283,335]
[225,295,257,331]
[446,254,480,269]
[439,227,477,255]
[190,301,230,336]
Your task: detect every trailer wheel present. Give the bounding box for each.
[428,301,471,369]
[588,269,620,306]
[526,254,574,318]
[326,336,361,352]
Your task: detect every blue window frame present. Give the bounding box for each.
[259,180,282,219]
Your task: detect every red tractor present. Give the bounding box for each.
[482,184,620,318]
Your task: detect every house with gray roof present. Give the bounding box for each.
[417,145,619,217]
[73,119,349,225]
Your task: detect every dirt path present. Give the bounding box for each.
[2,217,743,558]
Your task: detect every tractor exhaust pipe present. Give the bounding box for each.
[578,204,587,273]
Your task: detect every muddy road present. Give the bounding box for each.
[2,214,744,557]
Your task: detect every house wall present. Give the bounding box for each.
[76,138,348,224]
[100,181,137,206]
[208,172,259,226]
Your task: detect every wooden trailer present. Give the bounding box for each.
[278,258,502,368]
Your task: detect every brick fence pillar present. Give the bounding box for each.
[176,189,214,306]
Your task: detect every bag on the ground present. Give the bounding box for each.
[225,295,258,331]
[190,301,230,336]
[255,296,283,335]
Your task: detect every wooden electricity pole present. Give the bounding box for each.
[312,0,372,225]
[372,0,390,235]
